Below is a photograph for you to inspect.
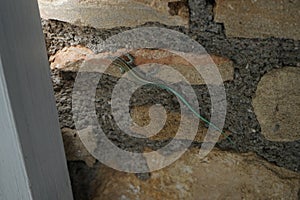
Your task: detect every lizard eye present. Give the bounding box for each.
[119,67,125,74]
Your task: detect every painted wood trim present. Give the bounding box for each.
[0,0,73,199]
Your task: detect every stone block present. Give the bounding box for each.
[214,0,300,40]
[38,0,189,29]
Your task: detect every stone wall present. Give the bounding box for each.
[39,0,189,28]
[40,0,300,199]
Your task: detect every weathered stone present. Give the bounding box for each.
[49,45,93,70]
[38,0,189,29]
[253,67,300,141]
[132,49,234,85]
[91,149,300,200]
[214,0,300,40]
[61,128,96,167]
[130,105,231,142]
[51,47,234,85]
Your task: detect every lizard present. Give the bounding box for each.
[111,53,236,147]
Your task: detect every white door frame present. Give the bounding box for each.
[0,0,73,199]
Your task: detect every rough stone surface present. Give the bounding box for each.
[131,49,234,85]
[49,45,93,70]
[91,149,300,200]
[253,67,300,141]
[42,1,300,198]
[45,17,300,175]
[62,128,96,167]
[130,105,231,142]
[50,47,234,85]
[214,0,300,40]
[38,0,189,29]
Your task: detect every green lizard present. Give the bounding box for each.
[111,53,235,146]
